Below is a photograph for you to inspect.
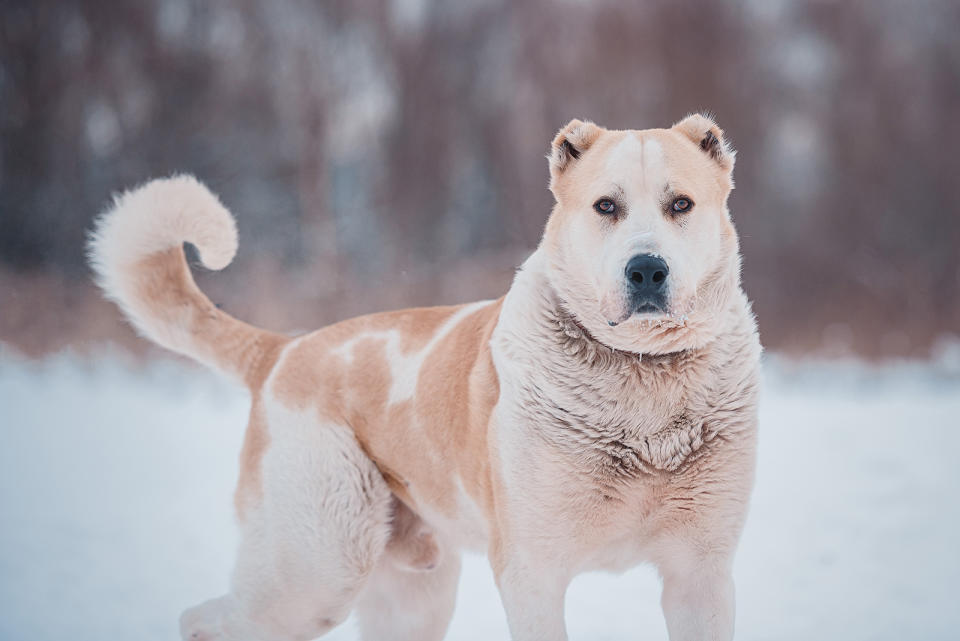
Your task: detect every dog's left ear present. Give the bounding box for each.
[672,113,736,174]
[548,119,603,185]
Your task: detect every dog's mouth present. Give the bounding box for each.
[606,302,668,327]
[604,296,689,328]
[601,289,680,327]
[633,301,664,315]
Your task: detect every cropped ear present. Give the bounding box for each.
[548,119,603,182]
[672,113,736,174]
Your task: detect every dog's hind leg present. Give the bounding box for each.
[354,504,461,641]
[180,405,393,641]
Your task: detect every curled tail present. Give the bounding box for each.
[87,175,288,387]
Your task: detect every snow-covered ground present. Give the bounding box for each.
[1,346,959,641]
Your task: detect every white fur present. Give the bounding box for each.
[87,176,238,367]
[182,388,394,641]
[89,175,238,274]
[489,246,758,641]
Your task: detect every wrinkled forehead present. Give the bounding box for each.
[578,128,727,200]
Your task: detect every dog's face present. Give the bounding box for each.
[541,114,741,355]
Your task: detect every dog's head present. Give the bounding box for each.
[541,114,741,355]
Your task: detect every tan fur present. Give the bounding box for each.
[234,398,270,521]
[268,299,502,530]
[135,247,290,384]
[91,114,759,641]
[385,497,441,571]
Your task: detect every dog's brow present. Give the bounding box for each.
[598,183,625,200]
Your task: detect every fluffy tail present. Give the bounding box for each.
[87,175,288,387]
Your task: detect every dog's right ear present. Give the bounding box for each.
[548,119,602,186]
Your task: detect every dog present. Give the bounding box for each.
[89,113,760,641]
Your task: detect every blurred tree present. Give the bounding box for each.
[1,0,958,355]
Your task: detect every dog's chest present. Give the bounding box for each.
[490,291,761,550]
[500,352,743,565]
[512,351,717,481]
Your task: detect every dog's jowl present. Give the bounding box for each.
[89,113,760,641]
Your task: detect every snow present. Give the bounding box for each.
[1,347,958,640]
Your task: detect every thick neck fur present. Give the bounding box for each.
[493,249,761,479]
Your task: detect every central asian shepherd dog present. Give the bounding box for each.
[89,113,761,641]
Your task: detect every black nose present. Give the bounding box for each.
[625,254,669,293]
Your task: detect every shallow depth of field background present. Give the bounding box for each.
[1,2,959,641]
[3,0,959,358]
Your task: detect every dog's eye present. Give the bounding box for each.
[594,199,617,215]
[671,197,693,214]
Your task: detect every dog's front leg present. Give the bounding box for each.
[658,553,736,641]
[491,543,572,641]
[489,413,577,640]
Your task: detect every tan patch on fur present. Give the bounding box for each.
[270,300,503,525]
[127,248,289,519]
[547,128,730,216]
[234,398,270,521]
[134,247,290,386]
[412,299,502,518]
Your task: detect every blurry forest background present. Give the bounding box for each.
[2,0,959,359]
